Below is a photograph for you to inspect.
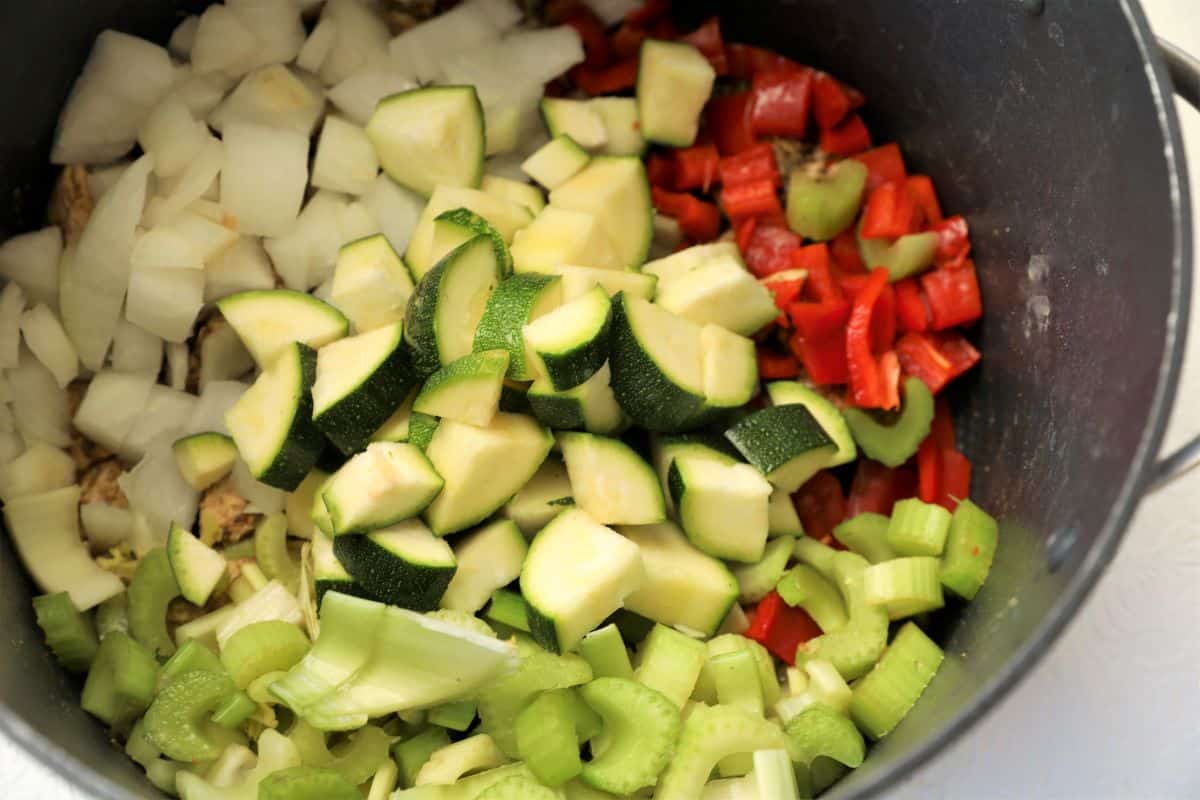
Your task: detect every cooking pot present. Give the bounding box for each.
[0,1,1197,797]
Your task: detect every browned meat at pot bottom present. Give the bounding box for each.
[48,164,92,245]
[199,476,261,546]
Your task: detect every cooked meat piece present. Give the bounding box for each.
[80,458,128,508]
[49,164,93,245]
[199,476,262,546]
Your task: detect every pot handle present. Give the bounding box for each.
[1146,40,1200,492]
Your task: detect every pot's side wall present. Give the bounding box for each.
[691,0,1180,795]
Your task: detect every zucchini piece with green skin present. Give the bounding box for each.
[843,377,935,467]
[408,412,441,452]
[849,622,944,740]
[619,521,738,638]
[654,256,777,337]
[549,157,653,272]
[172,432,238,491]
[766,380,858,467]
[322,442,444,536]
[940,499,999,600]
[259,766,361,800]
[441,519,528,613]
[608,293,707,433]
[312,322,414,456]
[559,432,665,525]
[473,273,564,381]
[80,631,160,729]
[523,135,592,191]
[431,208,516,278]
[482,175,546,215]
[523,285,612,391]
[166,523,227,606]
[733,534,795,603]
[330,234,415,334]
[406,187,534,280]
[642,241,740,284]
[423,413,554,536]
[288,468,331,540]
[632,623,705,709]
[33,592,98,672]
[217,289,348,368]
[334,520,456,611]
[589,97,645,157]
[366,86,485,197]
[510,206,621,275]
[414,349,510,427]
[311,533,367,605]
[768,489,804,537]
[699,323,758,412]
[579,678,681,794]
[371,390,417,445]
[520,508,645,654]
[725,404,838,494]
[128,548,181,659]
[558,265,657,302]
[528,363,624,435]
[785,159,869,242]
[636,39,716,147]
[541,98,608,150]
[226,342,324,491]
[406,235,503,377]
[503,457,573,537]
[649,432,740,515]
[655,704,788,800]
[668,455,772,563]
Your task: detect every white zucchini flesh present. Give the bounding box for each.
[367,87,486,198]
[119,435,200,543]
[166,523,228,606]
[540,99,608,150]
[642,241,741,284]
[0,442,75,503]
[210,65,326,138]
[3,485,125,610]
[312,116,380,196]
[9,349,72,448]
[656,260,778,337]
[558,265,657,302]
[559,433,666,526]
[217,289,348,367]
[548,156,652,272]
[204,236,277,304]
[510,206,619,274]
[137,96,209,178]
[700,324,758,410]
[441,519,529,613]
[406,186,532,279]
[331,234,415,334]
[521,135,591,191]
[0,226,62,311]
[221,121,309,238]
[80,502,134,552]
[73,370,157,453]
[263,190,353,292]
[0,281,24,369]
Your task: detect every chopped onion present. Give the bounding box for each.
[209,65,326,138]
[231,458,287,514]
[0,227,63,311]
[184,380,248,435]
[0,281,24,369]
[312,116,379,196]
[110,319,163,374]
[164,210,239,264]
[121,384,197,462]
[581,0,639,25]
[9,348,71,448]
[389,0,511,83]
[0,442,76,503]
[137,97,209,178]
[119,434,199,539]
[19,304,79,388]
[125,265,205,343]
[204,236,277,303]
[73,370,156,453]
[166,342,189,392]
[361,174,424,255]
[221,122,309,237]
[168,16,200,60]
[327,64,416,127]
[318,0,391,87]
[264,190,348,290]
[143,136,224,228]
[296,18,339,75]
[131,227,204,272]
[226,0,306,70]
[191,5,260,79]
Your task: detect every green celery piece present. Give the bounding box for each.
[290,720,392,785]
[143,669,242,761]
[632,624,706,709]
[258,766,361,800]
[127,548,182,658]
[795,552,889,680]
[33,592,99,672]
[476,776,561,800]
[776,564,848,633]
[833,513,897,564]
[858,226,940,281]
[427,698,478,732]
[692,634,780,709]
[578,624,633,679]
[887,498,953,556]
[94,593,129,638]
[160,639,225,688]
[793,536,839,581]
[733,535,795,604]
[849,622,944,740]
[940,499,999,599]
[786,159,869,241]
[210,691,258,729]
[709,649,763,716]
[578,677,681,795]
[784,705,865,768]
[220,619,311,688]
[393,728,451,788]
[516,689,586,787]
[80,631,159,730]
[863,556,945,619]
[843,378,934,468]
[655,704,787,800]
[175,728,302,800]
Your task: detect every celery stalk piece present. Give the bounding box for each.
[863,557,945,619]
[176,729,303,800]
[857,226,940,281]
[775,564,849,633]
[258,766,361,800]
[940,499,999,599]
[833,513,898,564]
[887,499,953,557]
[795,552,889,680]
[427,698,478,732]
[255,511,301,593]
[287,721,391,785]
[784,705,865,768]
[417,733,510,786]
[127,547,183,659]
[693,634,780,709]
[210,691,258,729]
[367,759,400,800]
[633,624,706,709]
[485,588,531,632]
[143,670,243,761]
[220,619,311,688]
[578,623,633,680]
[161,640,224,687]
[786,159,868,242]
[655,704,788,800]
[709,650,764,717]
[516,691,586,787]
[476,776,562,800]
[732,535,795,604]
[80,631,159,730]
[842,378,935,468]
[752,749,800,800]
[849,622,944,740]
[393,728,451,789]
[578,677,681,795]
[33,592,98,672]
[792,536,839,580]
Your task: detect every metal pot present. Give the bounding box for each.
[0,1,1197,797]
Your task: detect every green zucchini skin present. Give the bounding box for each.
[261,344,325,492]
[333,534,456,612]
[315,340,417,457]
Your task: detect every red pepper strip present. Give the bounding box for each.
[894,278,930,332]
[846,267,890,408]
[572,57,639,95]
[679,17,729,74]
[932,215,971,267]
[718,142,780,187]
[853,143,907,193]
[922,261,982,330]
[750,68,814,138]
[745,590,822,664]
[651,188,721,242]
[872,283,897,353]
[860,182,918,239]
[650,18,678,39]
[905,175,944,226]
[793,471,847,543]
[831,229,867,273]
[916,435,942,504]
[757,349,800,379]
[762,274,806,315]
[707,91,759,156]
[879,350,901,409]
[812,72,854,130]
[788,298,850,340]
[625,0,671,27]
[791,329,848,385]
[563,8,613,70]
[611,23,648,59]
[736,217,757,253]
[792,243,840,301]
[672,145,720,192]
[645,153,676,188]
[819,113,871,156]
[939,450,972,511]
[742,223,802,278]
[894,330,981,394]
[721,178,783,222]
[847,459,916,517]
[726,43,802,80]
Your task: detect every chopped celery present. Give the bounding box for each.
[161,639,224,686]
[211,691,258,729]
[693,634,780,709]
[95,593,129,638]
[289,721,391,785]
[632,624,706,709]
[476,776,561,800]
[255,511,301,593]
[795,553,888,680]
[578,624,633,680]
[887,498,952,557]
[174,604,237,652]
[578,677,681,795]
[940,499,999,600]
[564,779,621,800]
[143,669,242,761]
[792,536,838,581]
[416,733,509,785]
[516,691,585,787]
[124,719,182,795]
[709,650,763,717]
[849,622,944,740]
[833,513,897,564]
[485,588,531,633]
[784,705,865,772]
[732,535,794,604]
[428,698,478,732]
[392,763,536,800]
[368,759,400,800]
[655,704,787,800]
[128,547,183,658]
[258,766,361,800]
[752,749,800,800]
[857,226,940,281]
[775,564,848,633]
[394,727,451,788]
[785,159,868,242]
[175,729,302,800]
[843,378,934,468]
[215,580,303,649]
[776,659,852,723]
[220,619,311,688]
[80,631,159,729]
[33,592,98,672]
[863,557,945,619]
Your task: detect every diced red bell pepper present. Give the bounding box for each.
[830,229,866,273]
[649,18,678,39]
[671,145,720,192]
[791,328,848,385]
[847,459,916,517]
[819,113,871,156]
[916,435,942,504]
[679,17,729,74]
[853,143,907,193]
[931,397,956,451]
[707,91,759,156]
[745,590,822,664]
[612,23,648,59]
[645,153,676,188]
[879,349,901,410]
[572,57,639,95]
[757,348,800,379]
[788,298,850,340]
[905,175,944,226]
[750,68,814,138]
[718,142,780,187]
[932,215,971,267]
[625,0,671,27]
[860,182,917,240]
[736,217,757,253]
[792,243,840,302]
[563,8,613,69]
[939,449,972,511]
[726,43,802,80]
[812,72,855,130]
[895,330,981,394]
[651,188,722,243]
[793,471,847,543]
[762,273,806,315]
[922,262,982,330]
[839,274,896,353]
[742,223,801,278]
[846,267,891,408]
[894,278,930,332]
[721,178,783,222]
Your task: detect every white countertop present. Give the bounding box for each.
[6,1,1200,797]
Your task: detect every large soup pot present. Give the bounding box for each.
[0,1,1197,797]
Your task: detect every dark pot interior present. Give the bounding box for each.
[0,1,1189,797]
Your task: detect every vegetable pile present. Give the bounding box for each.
[0,0,997,798]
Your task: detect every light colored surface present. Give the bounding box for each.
[5,2,1200,797]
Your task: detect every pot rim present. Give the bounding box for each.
[0,1,1192,797]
